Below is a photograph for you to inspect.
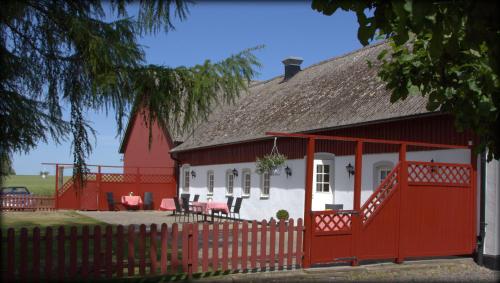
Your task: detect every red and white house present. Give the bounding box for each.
[120,42,499,269]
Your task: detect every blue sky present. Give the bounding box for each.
[12,1,364,175]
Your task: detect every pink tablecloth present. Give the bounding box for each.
[159,198,175,211]
[192,201,229,214]
[121,196,143,206]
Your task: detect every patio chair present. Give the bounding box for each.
[106,192,123,211]
[143,192,153,210]
[173,197,183,222]
[181,196,201,222]
[192,194,200,202]
[214,196,234,220]
[231,197,243,220]
[181,193,190,201]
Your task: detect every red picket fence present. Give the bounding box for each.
[0,195,55,211]
[1,219,304,281]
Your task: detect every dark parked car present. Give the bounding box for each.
[0,186,34,209]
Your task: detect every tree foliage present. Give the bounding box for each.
[0,0,261,183]
[312,0,500,159]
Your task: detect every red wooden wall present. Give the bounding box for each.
[176,114,475,166]
[121,111,175,174]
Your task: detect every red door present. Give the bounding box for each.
[80,182,99,210]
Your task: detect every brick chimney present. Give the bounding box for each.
[282,57,303,80]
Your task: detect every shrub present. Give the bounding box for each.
[276,209,289,221]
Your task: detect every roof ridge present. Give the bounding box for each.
[247,40,387,90]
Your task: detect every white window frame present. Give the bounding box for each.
[207,170,214,196]
[260,172,270,198]
[315,163,331,193]
[241,169,251,198]
[225,170,234,196]
[182,165,190,192]
[373,161,394,191]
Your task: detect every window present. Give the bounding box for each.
[183,166,190,192]
[377,167,392,184]
[373,161,394,190]
[260,172,270,198]
[315,164,330,192]
[242,169,251,197]
[226,170,234,196]
[207,171,214,195]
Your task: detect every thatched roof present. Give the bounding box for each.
[171,41,431,153]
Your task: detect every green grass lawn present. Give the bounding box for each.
[2,174,67,195]
[0,210,106,231]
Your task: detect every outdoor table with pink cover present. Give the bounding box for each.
[159,198,175,211]
[121,196,143,209]
[191,201,230,221]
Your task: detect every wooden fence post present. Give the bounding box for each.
[150,224,158,275]
[302,137,315,268]
[231,222,239,271]
[139,224,146,275]
[260,220,267,271]
[105,225,113,278]
[211,223,219,272]
[81,226,89,279]
[116,225,124,277]
[160,224,168,274]
[57,226,65,281]
[93,226,101,279]
[351,141,363,266]
[55,164,59,210]
[20,228,28,281]
[33,227,41,281]
[7,228,15,281]
[241,221,248,272]
[127,225,135,276]
[69,227,78,277]
[45,227,53,281]
[396,143,407,264]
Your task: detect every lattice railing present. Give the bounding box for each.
[140,174,175,184]
[407,161,471,186]
[101,173,136,183]
[312,211,352,234]
[361,163,400,224]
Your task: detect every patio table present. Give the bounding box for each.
[121,196,143,210]
[191,201,229,222]
[159,198,175,212]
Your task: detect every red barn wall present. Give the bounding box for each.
[122,113,175,174]
[176,114,476,166]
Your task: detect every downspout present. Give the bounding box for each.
[477,149,487,265]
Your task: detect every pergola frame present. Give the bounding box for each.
[265,131,476,267]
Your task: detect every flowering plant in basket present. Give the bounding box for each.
[256,153,287,175]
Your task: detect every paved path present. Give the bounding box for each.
[198,258,499,282]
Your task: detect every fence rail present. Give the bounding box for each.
[0,195,55,211]
[1,219,304,281]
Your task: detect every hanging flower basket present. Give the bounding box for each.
[256,137,287,175]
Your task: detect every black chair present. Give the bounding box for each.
[143,192,153,210]
[173,198,183,222]
[231,197,243,220]
[181,196,200,222]
[215,196,234,220]
[106,192,125,211]
[181,193,190,201]
[192,194,200,202]
[106,192,118,211]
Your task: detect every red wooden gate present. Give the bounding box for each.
[310,161,474,265]
[266,131,476,267]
